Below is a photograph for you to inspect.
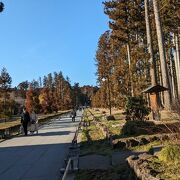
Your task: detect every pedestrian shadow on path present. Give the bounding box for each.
[17,130,72,137]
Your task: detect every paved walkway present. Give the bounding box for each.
[0,111,82,180]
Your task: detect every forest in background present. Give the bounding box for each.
[0,67,98,116]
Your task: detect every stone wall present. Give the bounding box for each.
[127,153,159,180]
[113,133,179,150]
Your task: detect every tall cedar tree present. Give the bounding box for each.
[0,67,12,115]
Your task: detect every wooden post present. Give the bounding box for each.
[149,93,160,120]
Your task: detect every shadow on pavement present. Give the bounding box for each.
[37,130,71,136]
[0,113,82,180]
[0,143,71,180]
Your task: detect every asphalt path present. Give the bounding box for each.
[0,111,82,180]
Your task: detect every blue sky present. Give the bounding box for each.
[0,0,108,87]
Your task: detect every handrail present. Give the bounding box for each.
[62,158,71,180]
[61,111,83,179]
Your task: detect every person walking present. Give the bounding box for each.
[71,110,76,122]
[30,110,38,134]
[21,107,30,136]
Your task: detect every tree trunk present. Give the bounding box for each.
[107,76,112,115]
[127,44,134,97]
[152,0,171,109]
[145,0,157,86]
[174,33,180,99]
[167,49,175,101]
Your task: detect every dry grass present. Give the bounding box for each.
[80,110,113,155]
[91,108,124,116]
[88,108,126,136]
[0,120,20,130]
[80,123,111,155]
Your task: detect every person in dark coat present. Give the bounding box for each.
[21,107,30,136]
[71,110,76,122]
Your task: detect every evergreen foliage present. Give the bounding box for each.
[125,96,151,121]
[0,67,12,115]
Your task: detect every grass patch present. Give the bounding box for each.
[158,143,180,163]
[80,121,112,155]
[158,163,180,180]
[82,109,127,153]
[113,113,126,121]
[147,155,180,180]
[89,125,104,141]
[0,120,20,130]
[137,143,180,179]
[129,141,162,152]
[107,119,125,136]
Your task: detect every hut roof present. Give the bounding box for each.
[142,84,168,93]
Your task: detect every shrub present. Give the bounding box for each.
[125,96,151,121]
[158,144,180,163]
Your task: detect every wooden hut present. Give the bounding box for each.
[142,85,168,120]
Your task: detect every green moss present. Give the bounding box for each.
[159,163,180,180]
[81,129,88,142]
[148,156,180,180]
[130,141,162,152]
[158,144,180,163]
[140,144,180,179]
